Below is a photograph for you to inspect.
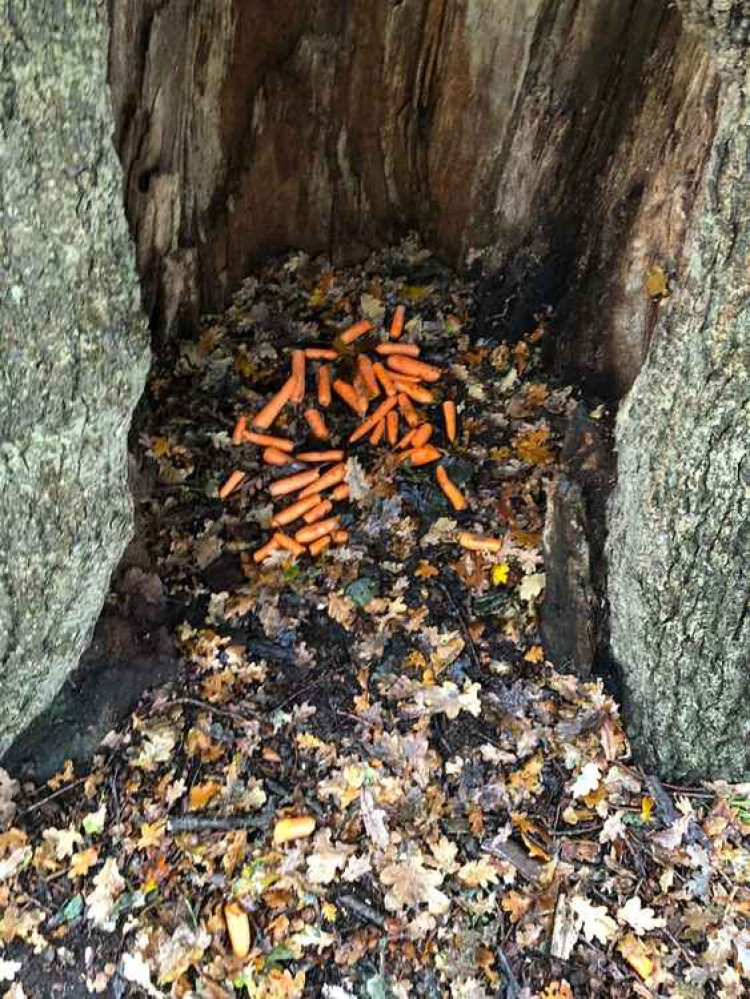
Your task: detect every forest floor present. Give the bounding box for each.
[2,240,749,998]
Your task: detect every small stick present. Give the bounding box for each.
[389,305,405,339]
[218,470,246,499]
[340,894,386,928]
[169,813,273,833]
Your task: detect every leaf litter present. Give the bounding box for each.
[3,239,748,998]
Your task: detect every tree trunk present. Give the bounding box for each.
[0,2,149,755]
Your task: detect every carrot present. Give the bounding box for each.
[224,902,252,959]
[252,376,296,430]
[332,530,349,544]
[373,362,396,397]
[291,350,306,404]
[269,467,320,498]
[297,449,345,463]
[442,400,457,443]
[305,347,338,360]
[370,418,386,445]
[303,498,333,524]
[458,532,503,553]
[402,445,441,467]
[273,532,306,556]
[390,304,405,339]
[349,395,399,443]
[317,364,332,408]
[333,379,368,416]
[298,462,347,498]
[218,469,246,499]
[309,535,332,557]
[331,483,350,501]
[393,378,434,404]
[295,517,340,545]
[232,415,247,445]
[271,494,321,527]
[386,410,399,446]
[273,815,316,845]
[340,319,372,345]
[253,536,280,562]
[353,373,368,404]
[398,393,420,428]
[263,447,293,466]
[375,342,420,357]
[396,427,418,450]
[304,407,330,440]
[436,465,466,511]
[387,355,441,383]
[357,354,380,399]
[244,431,294,452]
[411,423,434,448]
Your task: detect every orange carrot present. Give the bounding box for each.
[370,419,386,445]
[353,373,368,404]
[333,379,368,416]
[349,395,399,443]
[332,530,349,544]
[303,499,333,524]
[386,410,399,446]
[252,376,296,430]
[442,400,457,443]
[411,423,434,448]
[393,378,434,404]
[232,415,247,445]
[297,449,345,463]
[340,319,372,345]
[436,465,466,511]
[291,350,306,404]
[375,342,420,358]
[459,532,503,553]
[305,347,338,360]
[357,354,380,399]
[331,483,350,501]
[387,355,441,383]
[398,393,420,428]
[317,364,332,408]
[304,407,330,440]
[244,431,295,452]
[263,447,293,466]
[309,535,332,557]
[218,469,246,499]
[253,537,280,563]
[373,362,397,397]
[271,494,321,527]
[269,467,320,498]
[295,517,340,545]
[396,427,418,450]
[390,304,405,339]
[273,532,306,556]
[402,445,441,467]
[298,462,347,498]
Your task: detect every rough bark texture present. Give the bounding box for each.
[607,4,749,780]
[0,2,150,756]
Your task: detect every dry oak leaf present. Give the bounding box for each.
[188,781,220,811]
[571,895,617,945]
[69,846,99,879]
[457,857,499,889]
[380,852,450,915]
[306,830,354,884]
[428,835,460,874]
[616,896,666,935]
[327,592,356,630]
[571,762,601,800]
[501,890,532,923]
[42,827,83,860]
[85,857,125,931]
[617,934,655,981]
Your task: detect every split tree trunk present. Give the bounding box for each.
[0,2,149,755]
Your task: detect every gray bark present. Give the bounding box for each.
[0,2,150,755]
[607,9,749,780]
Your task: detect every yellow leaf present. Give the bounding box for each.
[641,796,655,823]
[524,645,545,663]
[415,560,439,579]
[321,902,338,922]
[514,428,555,466]
[492,563,510,585]
[273,816,316,845]
[188,782,219,811]
[402,285,431,302]
[617,933,655,980]
[69,846,99,879]
[645,265,669,299]
[138,821,166,850]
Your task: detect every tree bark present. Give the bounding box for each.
[0,2,150,755]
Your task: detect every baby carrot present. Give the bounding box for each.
[357,354,380,399]
[442,400,457,443]
[232,415,247,445]
[459,532,503,553]
[273,532,306,556]
[269,467,320,498]
[291,350,306,404]
[244,431,294,452]
[353,373,368,403]
[304,407,330,440]
[295,517,340,544]
[252,376,295,430]
[263,447,293,466]
[331,483,350,501]
[401,446,441,466]
[332,530,349,544]
[398,393,420,428]
[370,419,386,445]
[387,355,441,383]
[297,449,345,463]
[373,362,396,397]
[340,319,372,345]
[303,498,333,524]
[317,364,332,408]
[305,347,338,360]
[386,410,399,446]
[436,465,467,511]
[349,395,399,443]
[309,535,332,557]
[390,304,405,339]
[411,423,434,448]
[396,427,418,450]
[253,536,280,562]
[271,494,321,527]
[375,342,420,357]
[333,379,368,416]
[218,469,246,499]
[394,378,434,404]
[298,462,347,498]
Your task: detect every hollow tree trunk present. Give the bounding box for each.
[607,5,749,780]
[0,2,149,755]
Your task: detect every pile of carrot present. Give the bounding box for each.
[220,305,473,562]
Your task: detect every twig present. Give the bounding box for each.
[168,811,273,833]
[437,580,483,676]
[495,945,521,999]
[339,894,386,928]
[158,697,258,724]
[20,776,89,816]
